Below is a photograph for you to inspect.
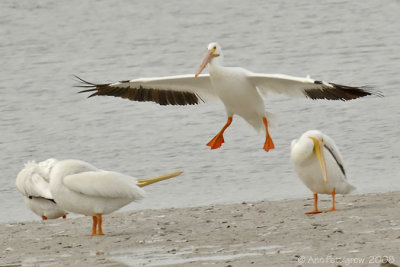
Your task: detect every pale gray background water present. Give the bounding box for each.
[1,0,399,223]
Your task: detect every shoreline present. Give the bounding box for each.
[1,191,399,266]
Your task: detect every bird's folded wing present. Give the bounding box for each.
[248,73,381,100]
[322,135,347,177]
[77,74,217,105]
[63,171,146,199]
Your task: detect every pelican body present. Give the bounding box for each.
[49,159,182,235]
[291,130,355,214]
[77,42,380,152]
[16,159,67,220]
[197,44,274,150]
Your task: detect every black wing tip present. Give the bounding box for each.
[78,88,97,94]
[329,82,384,98]
[73,75,94,85]
[313,80,383,98]
[362,88,384,98]
[73,75,103,98]
[306,81,383,101]
[74,75,95,91]
[73,76,203,105]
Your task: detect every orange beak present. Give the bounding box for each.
[195,49,216,77]
[310,137,328,184]
[137,171,183,187]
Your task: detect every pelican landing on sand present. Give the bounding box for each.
[77,42,382,152]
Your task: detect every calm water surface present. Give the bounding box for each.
[1,0,399,223]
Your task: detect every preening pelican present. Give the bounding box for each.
[16,159,67,220]
[77,42,381,152]
[49,159,182,236]
[290,130,355,214]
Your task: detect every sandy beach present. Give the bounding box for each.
[1,191,399,267]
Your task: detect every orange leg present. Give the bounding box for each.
[91,215,98,236]
[97,214,104,235]
[306,193,322,214]
[42,216,48,220]
[207,117,232,149]
[323,189,337,212]
[262,117,275,152]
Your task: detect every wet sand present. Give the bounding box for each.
[1,191,399,267]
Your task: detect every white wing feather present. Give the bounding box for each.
[63,171,145,200]
[248,73,332,97]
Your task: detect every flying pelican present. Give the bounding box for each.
[16,158,67,220]
[49,159,182,236]
[77,42,380,152]
[290,130,356,214]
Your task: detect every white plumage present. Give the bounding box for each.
[49,159,182,235]
[15,159,67,220]
[291,130,355,214]
[78,42,378,152]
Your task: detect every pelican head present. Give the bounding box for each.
[195,42,223,77]
[291,130,328,184]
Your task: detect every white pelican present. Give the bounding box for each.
[290,130,356,214]
[49,159,182,236]
[77,42,381,152]
[16,159,67,220]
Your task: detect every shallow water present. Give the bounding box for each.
[1,0,399,223]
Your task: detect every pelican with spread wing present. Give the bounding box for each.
[77,42,380,151]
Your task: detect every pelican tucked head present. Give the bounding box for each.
[291,130,328,184]
[37,158,58,181]
[195,42,223,77]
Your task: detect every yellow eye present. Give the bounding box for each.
[213,46,217,51]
